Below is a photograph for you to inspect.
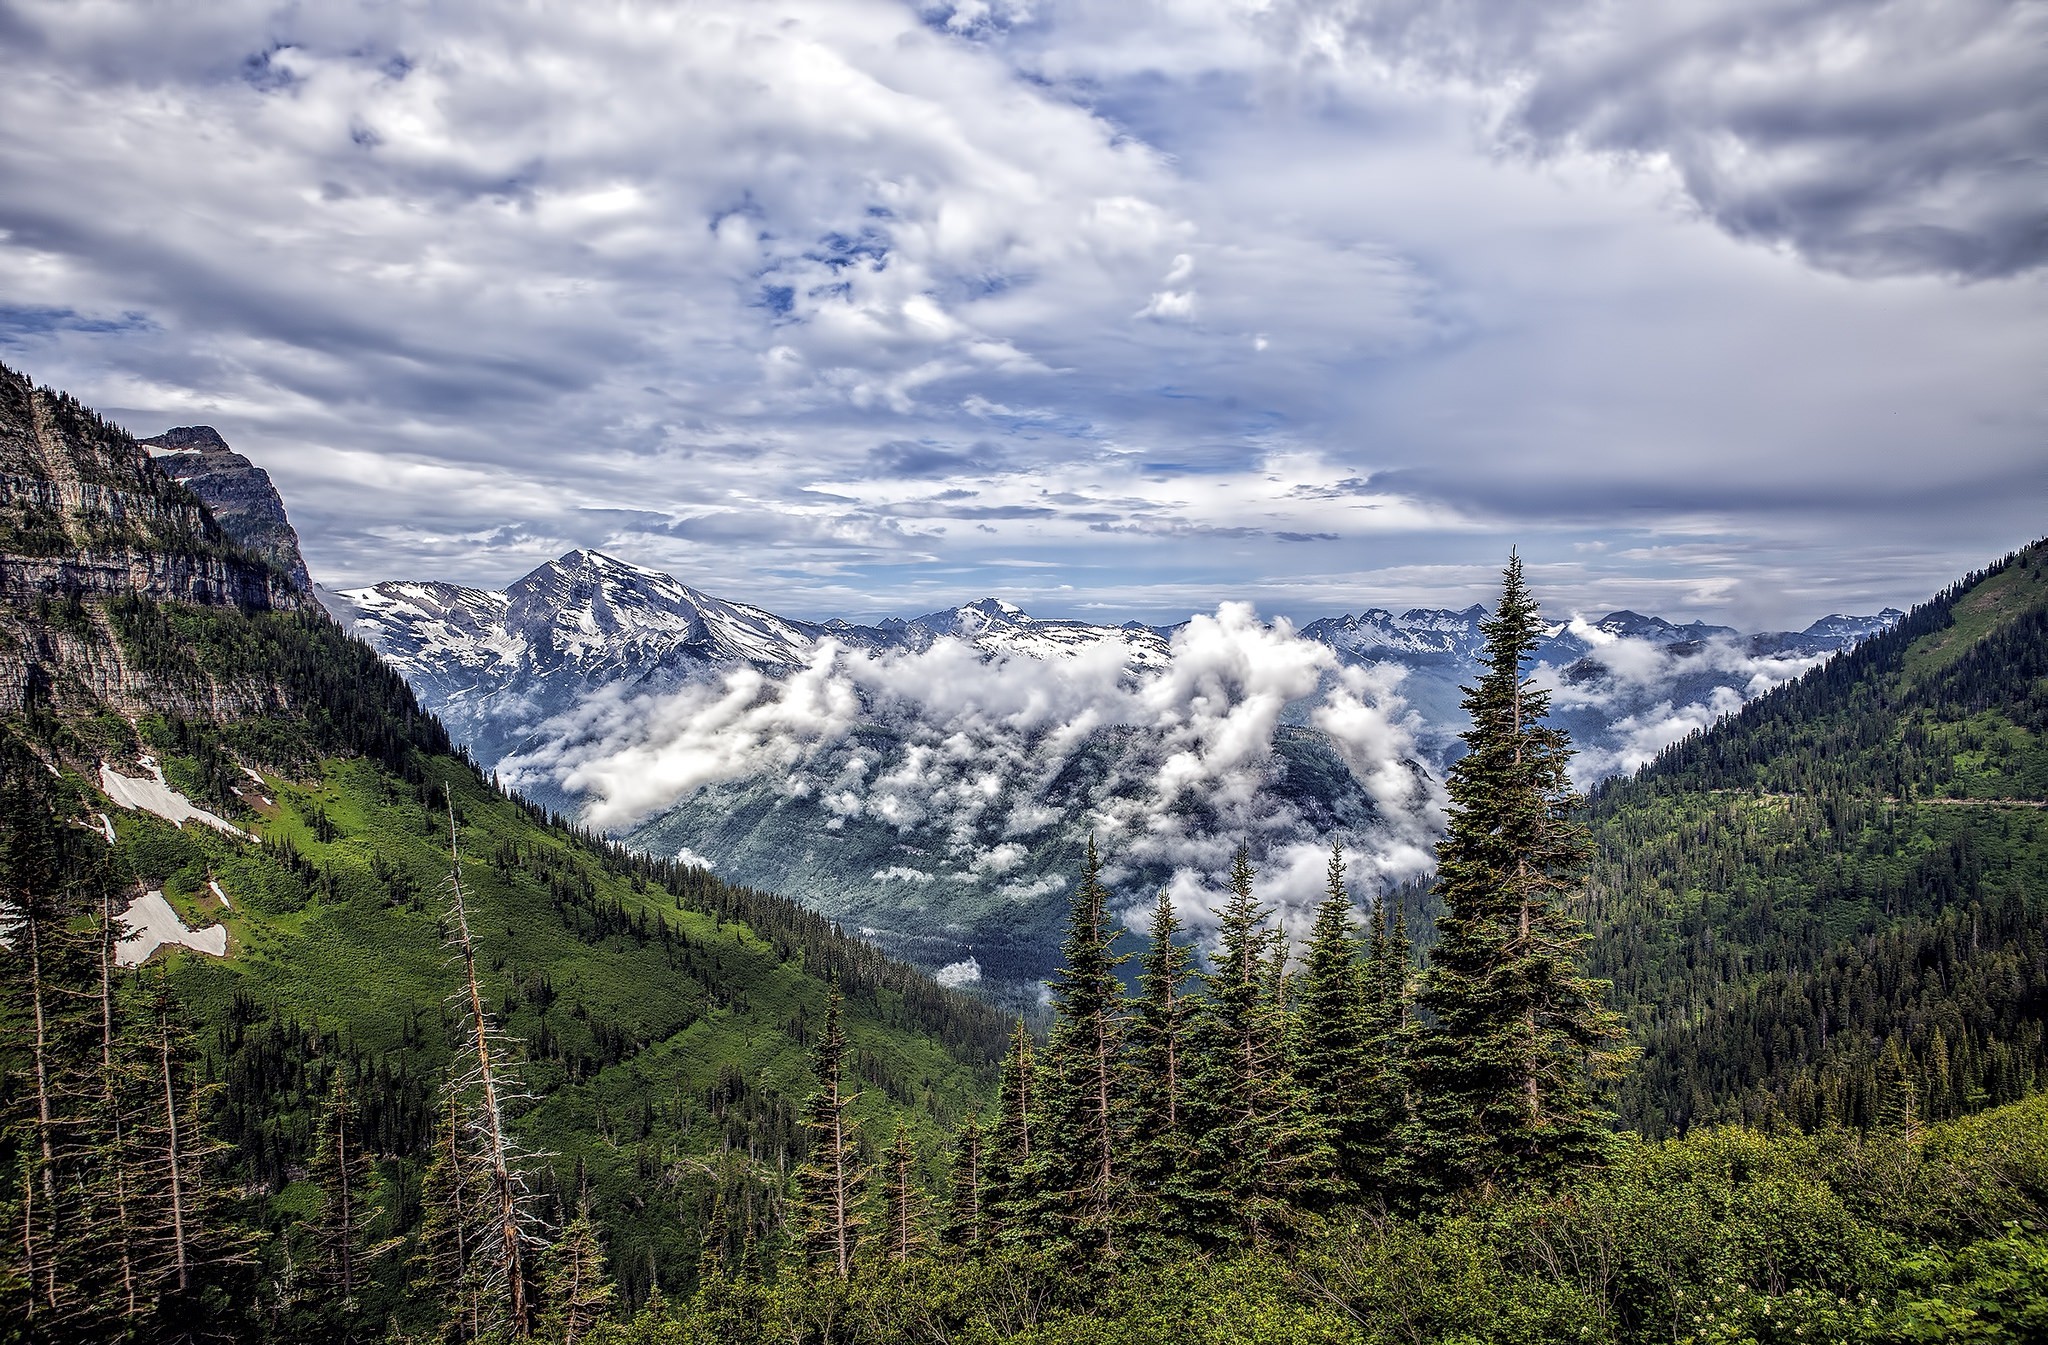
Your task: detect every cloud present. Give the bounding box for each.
[503,601,1444,937]
[1259,0,2048,280]
[0,0,2038,632]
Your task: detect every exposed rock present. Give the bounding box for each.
[0,361,306,715]
[142,424,315,593]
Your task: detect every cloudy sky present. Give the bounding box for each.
[2,0,2041,627]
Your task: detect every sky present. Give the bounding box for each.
[1,0,2042,629]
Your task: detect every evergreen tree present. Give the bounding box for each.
[981,1020,1039,1246]
[944,1113,984,1248]
[307,1069,393,1328]
[1292,844,1373,1202]
[794,980,864,1277]
[878,1123,928,1263]
[1127,889,1199,1244]
[540,1192,616,1345]
[1407,552,1630,1199]
[414,1092,490,1342]
[1035,838,1131,1256]
[1185,843,1335,1247]
[0,758,94,1332]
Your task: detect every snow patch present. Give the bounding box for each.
[100,758,253,840]
[115,890,228,966]
[207,879,232,909]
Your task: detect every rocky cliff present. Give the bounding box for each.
[0,361,307,716]
[141,424,315,593]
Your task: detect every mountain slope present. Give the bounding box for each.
[141,425,314,594]
[1586,539,2048,1136]
[0,364,1004,1329]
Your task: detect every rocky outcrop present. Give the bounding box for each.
[0,361,308,715]
[142,424,315,594]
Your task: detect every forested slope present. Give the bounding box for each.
[0,366,1006,1341]
[1586,539,2048,1135]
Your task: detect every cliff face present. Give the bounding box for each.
[142,424,315,594]
[0,361,308,716]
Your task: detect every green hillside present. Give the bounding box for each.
[1586,539,2048,1135]
[0,367,1006,1341]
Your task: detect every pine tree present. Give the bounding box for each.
[1128,889,1199,1244]
[794,980,864,1277]
[878,1123,928,1263]
[1035,838,1131,1257]
[414,1092,489,1341]
[308,1069,393,1323]
[1185,843,1335,1247]
[1407,552,1631,1199]
[540,1192,616,1344]
[944,1113,984,1248]
[0,759,94,1329]
[981,1020,1039,1245]
[1292,843,1372,1202]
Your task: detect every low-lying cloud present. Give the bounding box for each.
[504,602,1445,937]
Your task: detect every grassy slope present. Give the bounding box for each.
[1586,540,2048,1135]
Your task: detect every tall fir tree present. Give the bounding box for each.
[1127,889,1199,1245]
[1291,844,1373,1203]
[1185,843,1335,1247]
[539,1191,616,1345]
[878,1124,928,1264]
[307,1069,393,1327]
[1406,551,1631,1199]
[980,1020,1039,1246]
[944,1113,984,1248]
[1035,838,1131,1257]
[793,980,865,1277]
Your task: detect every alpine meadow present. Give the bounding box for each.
[2,3,2045,1343]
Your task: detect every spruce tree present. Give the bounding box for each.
[1292,844,1372,1202]
[878,1123,928,1263]
[0,759,94,1330]
[1035,838,1131,1256]
[1127,889,1199,1244]
[1185,843,1335,1247]
[980,1020,1039,1246]
[944,1113,984,1248]
[1406,552,1630,1199]
[794,980,864,1277]
[308,1069,393,1323]
[539,1192,616,1344]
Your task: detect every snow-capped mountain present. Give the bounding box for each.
[329,548,1904,1005]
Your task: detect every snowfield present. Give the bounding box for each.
[100,758,253,840]
[115,890,228,966]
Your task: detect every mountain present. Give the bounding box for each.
[140,424,315,594]
[331,548,1899,1002]
[0,363,1003,1333]
[1582,539,2048,1136]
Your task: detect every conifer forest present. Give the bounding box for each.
[7,523,2046,1344]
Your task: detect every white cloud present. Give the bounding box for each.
[505,600,1443,933]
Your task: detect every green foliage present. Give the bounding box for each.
[575,1096,2048,1345]
[1409,552,1629,1198]
[1587,539,2048,1136]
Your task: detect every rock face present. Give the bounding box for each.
[141,424,315,594]
[0,361,306,714]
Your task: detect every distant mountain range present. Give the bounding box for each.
[323,547,1902,1005]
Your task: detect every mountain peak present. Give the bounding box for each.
[139,424,232,455]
